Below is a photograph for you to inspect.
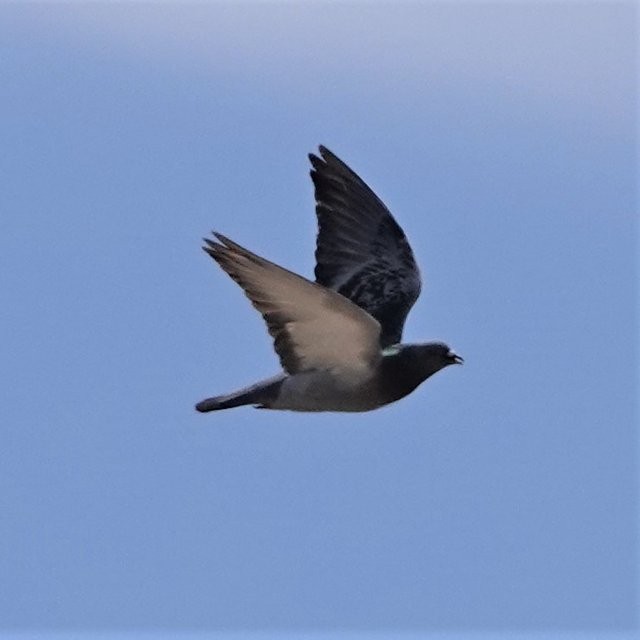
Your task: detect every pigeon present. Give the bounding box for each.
[195,146,462,413]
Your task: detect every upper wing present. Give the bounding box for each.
[203,233,382,376]
[309,146,421,347]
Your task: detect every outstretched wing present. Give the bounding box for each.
[203,233,382,377]
[309,146,421,347]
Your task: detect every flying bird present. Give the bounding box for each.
[196,146,462,413]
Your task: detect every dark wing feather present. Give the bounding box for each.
[309,145,421,347]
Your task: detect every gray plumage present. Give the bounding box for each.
[196,146,462,413]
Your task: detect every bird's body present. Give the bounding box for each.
[196,146,462,413]
[196,343,458,413]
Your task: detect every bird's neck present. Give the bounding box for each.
[379,345,441,403]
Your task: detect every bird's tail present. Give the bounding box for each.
[195,375,285,413]
[195,393,252,412]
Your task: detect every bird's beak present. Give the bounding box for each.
[452,354,464,365]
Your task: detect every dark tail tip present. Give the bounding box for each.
[195,398,222,413]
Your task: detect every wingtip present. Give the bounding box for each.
[201,232,234,250]
[213,232,246,253]
[310,145,334,166]
[201,234,222,258]
[308,151,323,171]
[318,145,337,162]
[212,231,229,244]
[201,232,259,264]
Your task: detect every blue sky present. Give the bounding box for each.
[1,2,637,639]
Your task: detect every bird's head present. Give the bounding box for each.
[380,341,463,399]
[383,341,463,379]
[424,342,464,368]
[419,342,464,382]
